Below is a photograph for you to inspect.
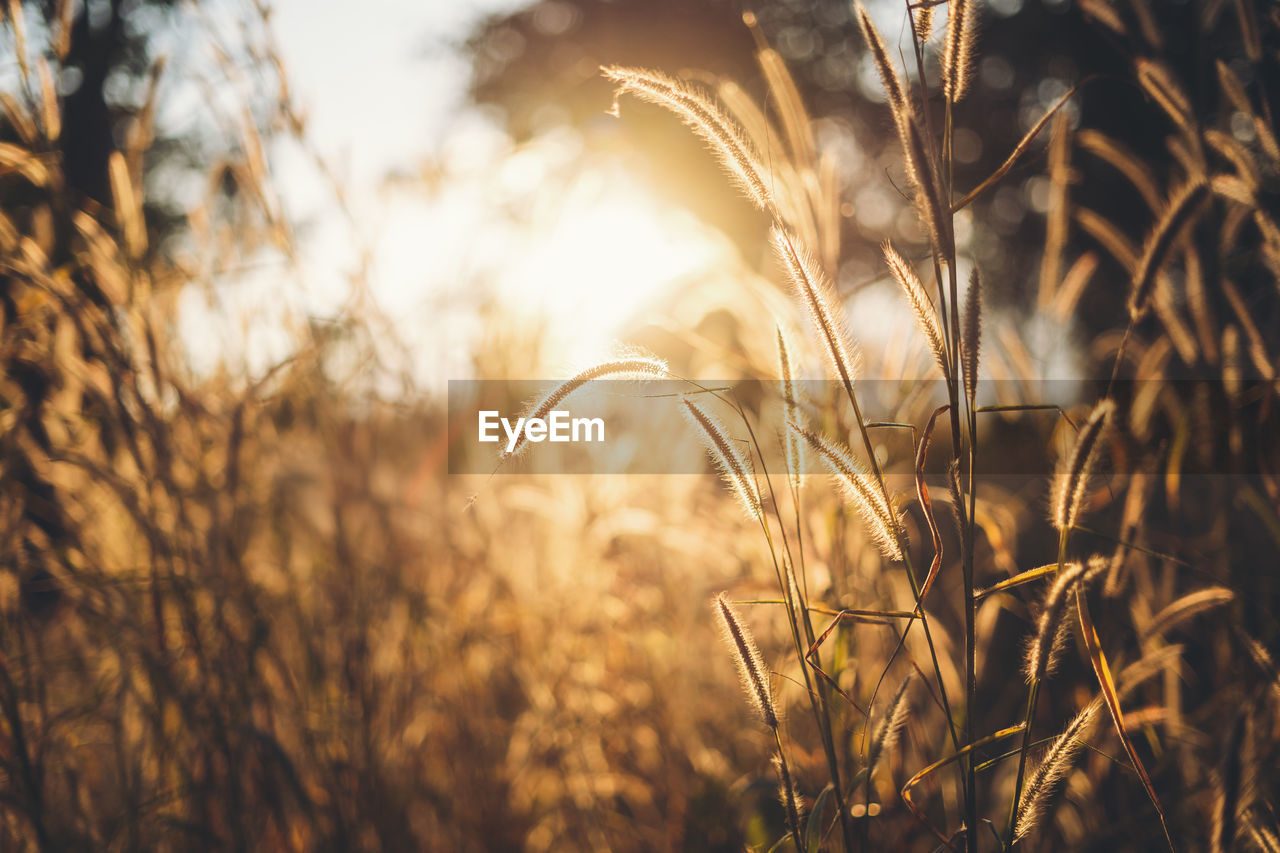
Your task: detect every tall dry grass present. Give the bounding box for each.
[600,0,1280,850]
[1,1,1278,852]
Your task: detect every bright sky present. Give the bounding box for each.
[175,0,737,391]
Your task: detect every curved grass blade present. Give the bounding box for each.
[1075,585,1175,851]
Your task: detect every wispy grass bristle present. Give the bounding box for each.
[1051,400,1114,533]
[715,593,778,729]
[503,355,668,459]
[884,241,947,375]
[601,65,774,211]
[789,420,904,561]
[1014,699,1102,840]
[683,398,764,521]
[776,325,806,491]
[942,0,978,102]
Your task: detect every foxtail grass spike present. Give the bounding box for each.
[1051,400,1114,533]
[602,66,774,211]
[683,398,764,521]
[503,355,667,460]
[962,268,982,403]
[1014,699,1102,840]
[914,1,935,42]
[884,241,947,374]
[868,674,912,773]
[714,593,778,729]
[773,752,806,847]
[854,3,912,128]
[904,117,954,258]
[789,420,904,561]
[1023,561,1087,683]
[943,0,978,102]
[772,226,861,393]
[776,326,806,491]
[1130,179,1209,319]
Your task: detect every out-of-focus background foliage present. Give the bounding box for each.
[1,0,1278,850]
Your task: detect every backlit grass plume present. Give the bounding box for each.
[683,397,764,521]
[776,325,806,491]
[943,0,978,103]
[789,420,904,561]
[772,226,861,396]
[884,241,947,375]
[854,3,911,128]
[602,65,774,212]
[1051,400,1114,533]
[1014,699,1102,841]
[503,355,668,460]
[867,674,913,774]
[1023,561,1087,683]
[714,593,778,729]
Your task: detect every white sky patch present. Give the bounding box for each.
[176,0,730,392]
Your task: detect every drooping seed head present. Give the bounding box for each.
[503,355,668,460]
[776,325,806,491]
[1023,561,1088,683]
[789,420,905,561]
[602,65,774,212]
[683,398,763,521]
[883,241,947,375]
[1014,699,1102,840]
[1051,400,1114,532]
[1129,178,1209,320]
[772,227,862,394]
[714,593,778,729]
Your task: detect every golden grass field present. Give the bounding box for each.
[1,0,1279,850]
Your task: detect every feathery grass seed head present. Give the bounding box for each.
[942,0,979,102]
[884,241,947,375]
[1129,178,1209,319]
[790,420,904,561]
[854,3,912,127]
[776,326,806,490]
[1014,699,1102,840]
[1023,561,1087,683]
[772,226,862,392]
[868,674,912,773]
[602,66,774,211]
[714,593,778,729]
[904,117,954,258]
[772,752,805,843]
[1051,400,1114,532]
[503,355,668,460]
[683,398,763,521]
[963,268,982,402]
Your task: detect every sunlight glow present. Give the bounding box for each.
[495,177,728,368]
